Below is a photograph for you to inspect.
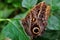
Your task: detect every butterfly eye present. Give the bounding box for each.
[31,24,40,35]
[33,27,40,34]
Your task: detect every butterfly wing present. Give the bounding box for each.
[21,2,50,38]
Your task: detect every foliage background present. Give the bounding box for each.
[0,0,60,40]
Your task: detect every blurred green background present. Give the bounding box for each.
[0,0,60,40]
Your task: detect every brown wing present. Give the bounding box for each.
[21,2,50,39]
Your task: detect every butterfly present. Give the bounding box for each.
[21,1,50,39]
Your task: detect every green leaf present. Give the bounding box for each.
[44,0,60,11]
[0,33,5,40]
[12,0,22,8]
[44,0,60,30]
[52,0,60,9]
[13,2,21,8]
[42,30,60,40]
[44,0,52,5]
[46,15,60,30]
[22,0,38,9]
[34,30,60,40]
[14,12,28,20]
[1,20,30,40]
[1,13,30,40]
[34,36,49,40]
[5,0,13,3]
[0,8,14,18]
[0,3,6,10]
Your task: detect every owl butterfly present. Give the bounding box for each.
[21,2,50,39]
